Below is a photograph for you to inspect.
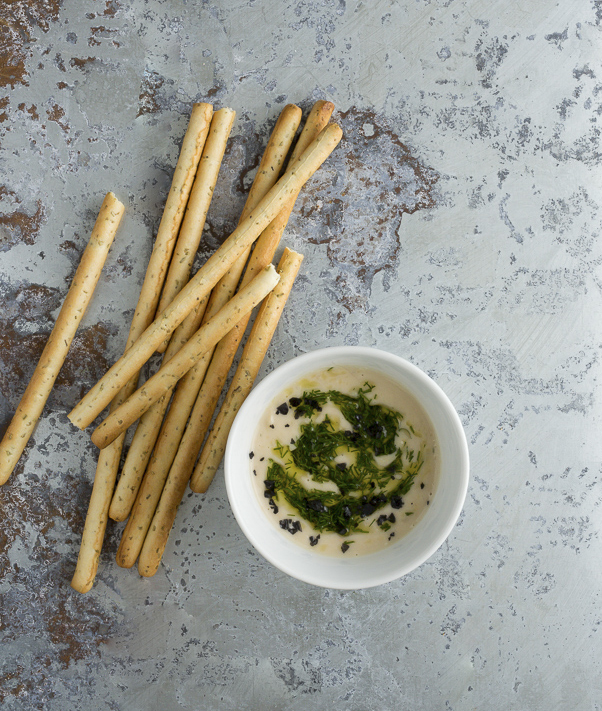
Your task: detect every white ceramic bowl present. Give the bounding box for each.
[224,346,469,589]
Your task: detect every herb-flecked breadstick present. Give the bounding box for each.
[114,350,209,567]
[113,104,302,537]
[67,122,343,430]
[166,100,334,486]
[109,105,301,523]
[77,103,213,534]
[0,192,124,487]
[190,248,304,494]
[107,107,233,521]
[70,442,122,593]
[242,101,333,278]
[71,102,209,589]
[140,249,304,577]
[90,264,281,449]
[130,102,213,338]
[154,107,235,350]
[107,294,209,522]
[181,103,302,334]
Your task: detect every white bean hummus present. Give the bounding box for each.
[250,365,439,557]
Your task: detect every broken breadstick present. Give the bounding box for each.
[90,264,281,449]
[139,248,304,577]
[0,192,124,487]
[67,122,343,430]
[166,100,334,485]
[190,248,304,493]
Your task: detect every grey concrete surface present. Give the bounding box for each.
[1,1,601,709]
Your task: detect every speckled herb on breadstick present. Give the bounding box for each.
[154,107,235,351]
[109,105,301,523]
[165,100,334,486]
[107,294,209,522]
[70,441,122,593]
[0,192,124,488]
[67,122,343,430]
[74,103,213,540]
[90,264,280,449]
[130,102,213,338]
[71,102,211,591]
[190,248,304,494]
[140,249,303,576]
[108,106,235,521]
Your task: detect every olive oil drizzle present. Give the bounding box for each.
[264,384,425,538]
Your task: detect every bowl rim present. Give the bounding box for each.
[224,345,470,589]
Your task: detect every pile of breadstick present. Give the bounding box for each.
[0,99,340,592]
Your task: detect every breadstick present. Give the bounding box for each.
[76,102,213,537]
[70,442,122,593]
[114,267,278,568]
[166,101,334,485]
[67,122,343,430]
[90,264,280,449]
[114,355,207,567]
[103,103,212,400]
[71,102,209,590]
[139,249,304,577]
[243,101,334,277]
[108,105,301,521]
[115,104,302,517]
[154,107,236,350]
[186,103,302,331]
[108,107,234,521]
[107,294,209,521]
[190,248,304,493]
[130,102,213,337]
[0,192,124,487]
[115,353,213,567]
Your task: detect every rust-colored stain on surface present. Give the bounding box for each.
[0,96,9,123]
[137,69,166,117]
[0,275,121,707]
[0,0,62,88]
[0,281,114,419]
[0,187,47,249]
[0,470,122,706]
[46,103,71,135]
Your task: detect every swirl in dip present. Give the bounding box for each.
[249,364,440,557]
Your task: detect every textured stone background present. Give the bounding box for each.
[1,1,601,709]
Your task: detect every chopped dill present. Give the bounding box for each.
[264,383,424,537]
